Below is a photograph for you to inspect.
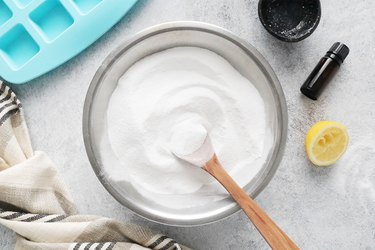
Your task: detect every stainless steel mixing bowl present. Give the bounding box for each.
[83,21,287,226]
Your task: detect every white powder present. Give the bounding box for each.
[333,143,375,215]
[106,47,272,208]
[170,123,209,159]
[171,123,215,167]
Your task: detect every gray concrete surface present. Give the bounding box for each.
[1,0,375,249]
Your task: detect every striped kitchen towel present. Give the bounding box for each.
[0,81,190,250]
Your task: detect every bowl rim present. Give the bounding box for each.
[258,0,322,42]
[83,21,288,226]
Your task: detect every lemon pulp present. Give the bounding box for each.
[305,121,349,166]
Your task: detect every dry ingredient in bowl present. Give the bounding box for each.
[170,123,214,167]
[106,47,273,209]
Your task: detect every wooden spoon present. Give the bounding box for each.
[172,125,299,250]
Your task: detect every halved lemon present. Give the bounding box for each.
[305,121,349,166]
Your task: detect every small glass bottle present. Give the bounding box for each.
[300,42,350,100]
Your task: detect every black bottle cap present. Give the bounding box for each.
[300,42,350,100]
[327,42,350,63]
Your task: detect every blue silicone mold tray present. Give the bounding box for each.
[0,0,138,84]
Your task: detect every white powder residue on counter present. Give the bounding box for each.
[333,143,375,215]
[106,47,272,209]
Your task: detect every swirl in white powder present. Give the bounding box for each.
[171,123,215,167]
[106,47,272,208]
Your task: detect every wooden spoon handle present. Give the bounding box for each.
[204,155,299,250]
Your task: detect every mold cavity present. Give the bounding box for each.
[30,1,74,41]
[0,25,40,69]
[73,0,103,14]
[14,0,33,8]
[0,1,12,26]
